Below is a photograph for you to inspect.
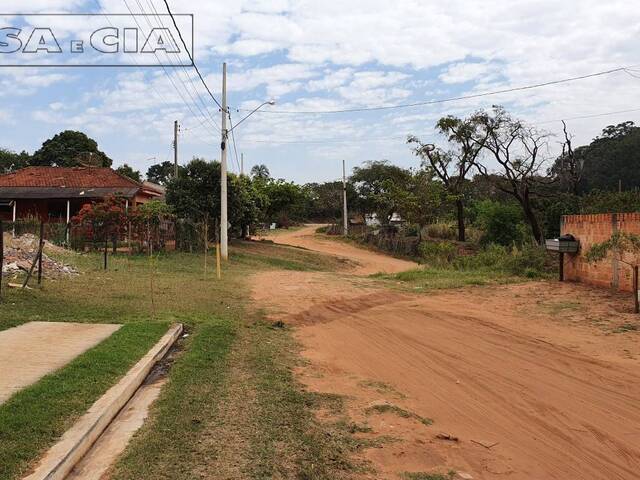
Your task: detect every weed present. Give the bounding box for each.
[365,403,433,426]
[613,323,639,333]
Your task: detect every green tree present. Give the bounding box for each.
[408,115,486,242]
[258,179,307,226]
[115,164,142,183]
[251,164,271,180]
[147,161,181,185]
[166,158,220,223]
[165,157,263,235]
[351,160,413,224]
[303,181,358,222]
[32,130,112,167]
[550,121,640,194]
[0,148,30,173]
[393,169,444,239]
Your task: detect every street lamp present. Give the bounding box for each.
[220,63,275,261]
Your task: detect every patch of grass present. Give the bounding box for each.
[374,267,526,291]
[245,321,371,479]
[365,403,433,426]
[358,379,407,399]
[0,322,168,480]
[538,300,583,316]
[402,472,456,480]
[613,322,639,333]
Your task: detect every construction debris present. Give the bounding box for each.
[2,233,78,278]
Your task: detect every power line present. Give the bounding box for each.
[242,66,636,115]
[140,0,220,122]
[228,112,241,173]
[237,105,640,145]
[161,0,223,111]
[121,0,220,132]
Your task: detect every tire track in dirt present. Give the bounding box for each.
[251,225,640,479]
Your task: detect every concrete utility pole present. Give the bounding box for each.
[342,159,348,236]
[173,120,179,178]
[220,63,229,260]
[241,152,244,176]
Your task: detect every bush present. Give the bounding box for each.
[453,243,548,277]
[418,241,457,266]
[472,200,527,246]
[425,222,457,240]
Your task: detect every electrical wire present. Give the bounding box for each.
[242,66,636,115]
[161,0,223,111]
[140,0,220,121]
[228,112,242,173]
[121,0,220,132]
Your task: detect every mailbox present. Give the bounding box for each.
[545,234,579,254]
[546,234,579,282]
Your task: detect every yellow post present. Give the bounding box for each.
[203,222,208,279]
[216,242,221,279]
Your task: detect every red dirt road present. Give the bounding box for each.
[252,226,640,480]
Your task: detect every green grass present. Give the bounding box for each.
[0,239,369,479]
[365,403,433,426]
[0,322,168,480]
[613,322,639,333]
[402,472,456,480]
[373,266,527,291]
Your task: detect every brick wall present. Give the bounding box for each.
[561,213,640,292]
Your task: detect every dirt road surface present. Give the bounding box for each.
[258,224,417,275]
[252,226,640,480]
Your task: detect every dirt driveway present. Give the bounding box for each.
[252,226,640,480]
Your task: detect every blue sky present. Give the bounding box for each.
[1,0,640,183]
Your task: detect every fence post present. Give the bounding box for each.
[104,233,108,270]
[37,221,44,285]
[634,265,639,314]
[0,221,4,301]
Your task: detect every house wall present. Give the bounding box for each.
[561,213,640,292]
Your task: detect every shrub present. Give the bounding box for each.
[418,241,457,266]
[472,200,527,246]
[453,243,548,277]
[425,222,457,240]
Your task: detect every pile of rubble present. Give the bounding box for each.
[2,233,78,278]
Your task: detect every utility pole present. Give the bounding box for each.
[241,152,244,176]
[173,120,179,178]
[342,159,348,236]
[220,63,229,260]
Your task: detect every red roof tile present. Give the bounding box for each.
[0,167,140,189]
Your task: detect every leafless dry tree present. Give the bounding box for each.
[469,106,554,245]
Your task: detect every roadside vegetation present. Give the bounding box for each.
[0,241,368,480]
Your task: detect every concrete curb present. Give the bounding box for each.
[23,323,183,480]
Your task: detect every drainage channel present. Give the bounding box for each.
[23,324,185,480]
[66,341,183,479]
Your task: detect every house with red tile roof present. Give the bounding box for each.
[0,166,164,223]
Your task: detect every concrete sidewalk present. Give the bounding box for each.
[0,321,120,404]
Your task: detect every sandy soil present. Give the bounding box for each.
[251,226,640,480]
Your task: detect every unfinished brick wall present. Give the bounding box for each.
[561,213,640,292]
